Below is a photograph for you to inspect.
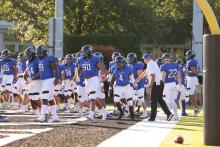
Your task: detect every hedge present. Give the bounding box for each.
[64,34,142,57]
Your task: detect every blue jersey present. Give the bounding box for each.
[26,58,39,80]
[109,61,115,73]
[78,55,100,77]
[57,64,63,80]
[113,65,132,86]
[75,62,85,87]
[0,58,17,75]
[38,55,58,80]
[186,59,197,77]
[179,67,186,85]
[62,64,76,79]
[129,62,145,89]
[161,62,179,83]
[17,61,26,74]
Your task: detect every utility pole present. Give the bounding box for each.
[192,0,203,73]
[54,0,64,58]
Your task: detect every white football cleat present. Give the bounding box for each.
[48,116,59,123]
[36,115,45,122]
[85,114,94,121]
[140,112,150,119]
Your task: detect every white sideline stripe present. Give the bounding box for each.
[0,128,53,147]
[0,128,53,133]
[0,117,87,126]
[5,115,82,118]
[98,113,178,147]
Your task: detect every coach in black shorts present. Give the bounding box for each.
[134,53,174,121]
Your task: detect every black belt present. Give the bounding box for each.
[19,75,24,78]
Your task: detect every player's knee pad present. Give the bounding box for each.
[127,98,133,106]
[138,96,144,103]
[42,90,50,100]
[113,94,120,103]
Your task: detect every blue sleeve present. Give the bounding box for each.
[136,63,144,70]
[160,64,167,72]
[95,56,100,63]
[128,66,132,75]
[49,56,58,62]
[12,59,17,65]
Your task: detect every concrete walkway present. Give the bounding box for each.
[98,113,178,147]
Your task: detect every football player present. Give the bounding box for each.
[13,52,29,112]
[53,59,64,111]
[108,51,121,113]
[60,54,76,112]
[74,52,90,115]
[161,53,181,120]
[70,55,79,113]
[0,49,17,109]
[109,56,135,120]
[77,45,107,120]
[176,59,188,116]
[156,58,163,68]
[185,50,200,116]
[24,46,42,118]
[36,45,59,122]
[94,52,107,107]
[127,53,149,118]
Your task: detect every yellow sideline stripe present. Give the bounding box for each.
[195,0,220,35]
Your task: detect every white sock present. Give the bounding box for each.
[50,105,58,117]
[33,109,39,117]
[40,105,48,118]
[171,102,178,119]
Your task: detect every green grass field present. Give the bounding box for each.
[160,107,217,147]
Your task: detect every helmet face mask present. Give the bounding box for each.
[176,59,184,67]
[1,49,10,60]
[75,52,82,60]
[127,53,137,64]
[36,45,48,59]
[156,58,163,66]
[25,47,36,61]
[65,54,73,65]
[186,50,195,60]
[112,52,121,61]
[17,52,26,62]
[115,56,126,69]
[81,45,92,58]
[162,53,172,62]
